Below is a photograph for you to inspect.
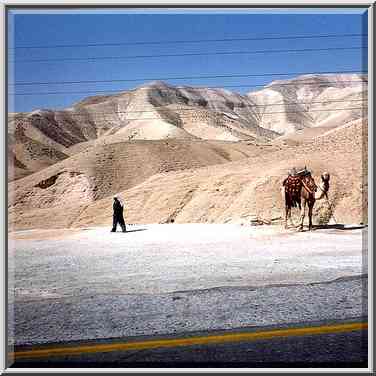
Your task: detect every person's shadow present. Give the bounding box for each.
[124,228,147,233]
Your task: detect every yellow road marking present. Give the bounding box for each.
[12,322,367,360]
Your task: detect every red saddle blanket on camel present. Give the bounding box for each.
[283,175,303,208]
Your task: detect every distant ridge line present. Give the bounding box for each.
[10,69,367,86]
[10,80,367,97]
[10,107,367,120]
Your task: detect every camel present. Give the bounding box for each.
[282,168,330,231]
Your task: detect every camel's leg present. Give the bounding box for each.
[289,207,296,227]
[282,187,288,229]
[284,205,289,229]
[308,201,314,230]
[299,199,306,231]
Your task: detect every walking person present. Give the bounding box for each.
[111,195,126,233]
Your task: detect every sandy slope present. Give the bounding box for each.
[8,139,268,229]
[8,116,367,230]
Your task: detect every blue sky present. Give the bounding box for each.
[8,9,368,112]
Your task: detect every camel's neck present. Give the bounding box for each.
[314,180,330,200]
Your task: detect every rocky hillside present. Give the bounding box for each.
[8,73,367,180]
[8,116,367,230]
[247,73,367,134]
[8,139,268,229]
[8,72,367,229]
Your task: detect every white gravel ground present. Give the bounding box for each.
[9,224,366,299]
[8,224,367,346]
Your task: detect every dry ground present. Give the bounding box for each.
[9,224,366,346]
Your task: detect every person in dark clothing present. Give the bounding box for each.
[111,196,126,232]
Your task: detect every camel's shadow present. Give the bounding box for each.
[286,223,367,232]
[313,224,366,231]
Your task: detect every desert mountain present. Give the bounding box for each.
[76,117,366,228]
[8,73,367,229]
[8,115,367,230]
[247,73,367,134]
[9,73,366,180]
[8,138,268,228]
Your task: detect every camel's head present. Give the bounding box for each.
[321,172,330,193]
[321,172,330,182]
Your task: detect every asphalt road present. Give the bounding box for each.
[11,319,368,368]
[8,224,368,367]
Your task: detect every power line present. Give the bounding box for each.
[9,80,367,97]
[10,33,367,50]
[10,99,367,116]
[11,46,365,64]
[9,69,368,86]
[11,105,367,121]
[66,107,366,122]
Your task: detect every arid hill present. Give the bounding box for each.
[8,73,367,230]
[8,115,367,230]
[247,73,367,134]
[9,74,366,181]
[8,139,267,229]
[71,118,367,229]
